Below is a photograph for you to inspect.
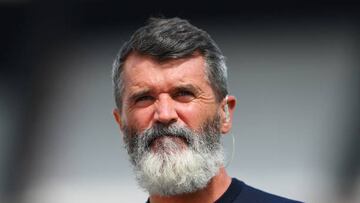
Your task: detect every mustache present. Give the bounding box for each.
[140,123,196,150]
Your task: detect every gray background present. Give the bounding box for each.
[1,1,359,203]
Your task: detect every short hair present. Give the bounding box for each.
[112,17,228,109]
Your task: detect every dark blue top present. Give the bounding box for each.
[146,178,303,203]
[214,178,303,203]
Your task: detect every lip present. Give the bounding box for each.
[148,135,187,151]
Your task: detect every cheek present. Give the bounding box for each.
[176,103,216,130]
[125,107,154,130]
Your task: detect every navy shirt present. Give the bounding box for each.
[146,178,303,203]
[214,178,303,203]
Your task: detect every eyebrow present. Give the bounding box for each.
[128,89,154,102]
[128,84,200,101]
[170,84,199,94]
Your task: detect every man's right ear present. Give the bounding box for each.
[113,108,124,130]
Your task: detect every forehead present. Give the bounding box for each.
[122,52,210,92]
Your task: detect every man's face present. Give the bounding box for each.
[118,52,220,143]
[113,52,231,196]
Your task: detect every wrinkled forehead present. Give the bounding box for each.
[122,52,209,86]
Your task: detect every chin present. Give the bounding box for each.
[135,141,224,196]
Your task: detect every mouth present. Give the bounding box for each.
[149,135,188,152]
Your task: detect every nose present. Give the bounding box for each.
[154,94,178,125]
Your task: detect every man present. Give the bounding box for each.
[112,17,302,203]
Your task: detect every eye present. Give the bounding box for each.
[134,95,155,107]
[173,90,195,102]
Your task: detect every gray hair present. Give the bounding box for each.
[112,17,228,109]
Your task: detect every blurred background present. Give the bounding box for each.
[1,0,359,203]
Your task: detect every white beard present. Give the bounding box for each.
[134,135,224,196]
[123,116,224,196]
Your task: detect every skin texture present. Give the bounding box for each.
[113,52,236,203]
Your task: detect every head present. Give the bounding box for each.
[112,17,228,109]
[112,17,236,196]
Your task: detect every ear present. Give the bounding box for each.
[113,108,124,130]
[220,95,236,134]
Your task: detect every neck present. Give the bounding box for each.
[149,167,231,203]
